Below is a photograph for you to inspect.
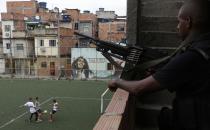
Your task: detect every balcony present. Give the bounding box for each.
[12,31,27,38]
[28,28,58,36]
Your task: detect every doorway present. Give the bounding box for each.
[50,62,55,76]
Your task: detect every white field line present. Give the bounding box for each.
[40,97,54,105]
[55,96,111,101]
[0,96,111,129]
[0,112,28,129]
[0,97,53,129]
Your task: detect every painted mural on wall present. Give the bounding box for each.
[71,48,114,79]
[71,56,93,79]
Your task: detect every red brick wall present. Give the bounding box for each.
[65,9,80,22]
[60,28,78,56]
[37,12,57,22]
[37,57,71,77]
[1,13,24,21]
[98,21,126,42]
[7,1,38,17]
[1,13,25,31]
[14,21,25,31]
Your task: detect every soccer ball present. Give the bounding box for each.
[43,110,48,114]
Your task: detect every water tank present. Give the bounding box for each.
[83,10,90,13]
[99,8,104,12]
[62,15,71,22]
[39,2,47,8]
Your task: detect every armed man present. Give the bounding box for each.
[108,0,210,130]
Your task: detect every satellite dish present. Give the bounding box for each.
[35,16,40,20]
[24,17,28,21]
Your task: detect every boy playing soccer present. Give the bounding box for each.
[24,97,41,122]
[49,99,59,122]
[34,97,42,121]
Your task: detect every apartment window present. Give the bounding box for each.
[5,25,11,32]
[107,63,113,70]
[67,59,71,64]
[6,43,11,49]
[40,40,44,46]
[74,23,78,30]
[41,62,47,68]
[79,39,88,47]
[49,40,56,46]
[117,24,125,32]
[83,26,89,32]
[16,44,24,50]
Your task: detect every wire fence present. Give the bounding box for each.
[0,66,123,81]
[0,68,123,80]
[0,45,124,80]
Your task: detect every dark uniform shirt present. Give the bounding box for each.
[153,32,210,94]
[153,32,210,130]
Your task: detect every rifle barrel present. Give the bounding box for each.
[74,32,129,57]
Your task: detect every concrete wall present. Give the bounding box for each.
[127,0,184,48]
[79,12,98,37]
[1,21,14,39]
[35,37,58,57]
[0,59,5,73]
[12,39,34,58]
[3,39,34,58]
[127,0,187,128]
[96,8,117,19]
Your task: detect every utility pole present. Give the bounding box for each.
[108,21,112,42]
[54,7,61,79]
[9,25,13,78]
[54,7,60,58]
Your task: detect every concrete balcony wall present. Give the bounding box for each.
[140,31,181,47]
[140,16,178,32]
[141,0,183,17]
[127,0,187,129]
[29,28,57,36]
[13,31,26,38]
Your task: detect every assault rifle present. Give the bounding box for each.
[74,32,168,80]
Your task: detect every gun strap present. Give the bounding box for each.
[135,38,195,72]
[190,47,209,61]
[135,55,171,71]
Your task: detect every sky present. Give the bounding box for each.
[0,0,127,17]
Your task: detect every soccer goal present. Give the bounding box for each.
[100,88,110,113]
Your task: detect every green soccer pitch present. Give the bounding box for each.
[0,79,112,130]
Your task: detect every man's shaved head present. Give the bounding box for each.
[180,0,210,30]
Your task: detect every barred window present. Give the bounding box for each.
[41,62,47,68]
[75,23,78,30]
[49,40,56,46]
[117,24,125,32]
[16,44,24,50]
[83,26,89,32]
[107,63,113,70]
[40,40,44,46]
[5,25,11,32]
[6,43,11,49]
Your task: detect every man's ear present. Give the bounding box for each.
[186,16,192,29]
